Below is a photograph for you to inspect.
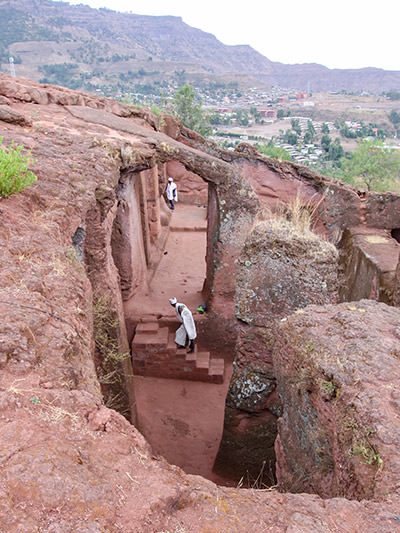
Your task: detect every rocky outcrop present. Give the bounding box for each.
[235,219,339,325]
[215,219,339,485]
[1,73,400,530]
[273,300,400,501]
[0,104,31,125]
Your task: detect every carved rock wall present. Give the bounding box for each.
[111,172,148,301]
[273,300,400,500]
[339,227,400,305]
[1,74,400,529]
[215,219,339,484]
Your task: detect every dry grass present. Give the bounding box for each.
[236,460,277,491]
[256,192,325,240]
[6,380,81,427]
[36,403,80,425]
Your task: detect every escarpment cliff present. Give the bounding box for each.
[1,73,400,531]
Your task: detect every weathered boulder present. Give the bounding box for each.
[0,104,31,126]
[273,299,400,500]
[236,218,339,325]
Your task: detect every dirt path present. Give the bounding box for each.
[125,204,208,318]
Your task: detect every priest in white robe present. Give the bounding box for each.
[169,297,197,353]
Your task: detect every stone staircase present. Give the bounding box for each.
[131,320,224,384]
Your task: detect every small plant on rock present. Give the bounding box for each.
[344,419,383,467]
[0,137,37,198]
[319,378,339,399]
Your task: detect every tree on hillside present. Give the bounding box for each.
[250,106,261,123]
[389,110,400,136]
[277,109,291,119]
[170,84,211,136]
[303,130,313,144]
[333,139,400,192]
[322,122,330,134]
[234,109,249,126]
[327,138,344,161]
[321,134,331,152]
[291,118,301,136]
[304,120,315,144]
[284,130,298,145]
[209,110,231,126]
[307,120,315,136]
[256,142,292,161]
[340,124,357,138]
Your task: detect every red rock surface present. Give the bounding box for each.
[339,226,400,304]
[1,73,400,531]
[215,218,339,486]
[273,300,400,501]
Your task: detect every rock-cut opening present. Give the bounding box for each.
[391,228,400,243]
[102,162,389,500]
[108,167,242,485]
[105,165,279,490]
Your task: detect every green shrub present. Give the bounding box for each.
[0,137,37,198]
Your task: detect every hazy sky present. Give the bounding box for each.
[57,0,399,71]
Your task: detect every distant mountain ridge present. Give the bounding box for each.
[0,0,399,94]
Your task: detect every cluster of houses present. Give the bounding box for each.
[202,86,313,121]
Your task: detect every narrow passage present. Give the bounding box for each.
[125,204,232,482]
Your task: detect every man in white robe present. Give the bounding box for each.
[166,177,178,210]
[169,297,197,353]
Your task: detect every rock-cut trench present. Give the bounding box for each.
[98,154,400,499]
[124,202,236,484]
[107,168,271,487]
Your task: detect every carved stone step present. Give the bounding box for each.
[136,322,159,334]
[196,351,210,369]
[132,327,168,350]
[185,345,198,362]
[167,334,179,356]
[208,358,225,377]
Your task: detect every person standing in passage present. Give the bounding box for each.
[169,297,196,353]
[166,177,178,210]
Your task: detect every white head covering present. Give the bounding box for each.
[169,297,177,305]
[168,177,173,182]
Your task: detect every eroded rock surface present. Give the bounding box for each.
[236,219,339,325]
[215,219,339,485]
[273,300,400,501]
[1,73,400,531]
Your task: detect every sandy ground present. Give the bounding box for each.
[127,203,233,483]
